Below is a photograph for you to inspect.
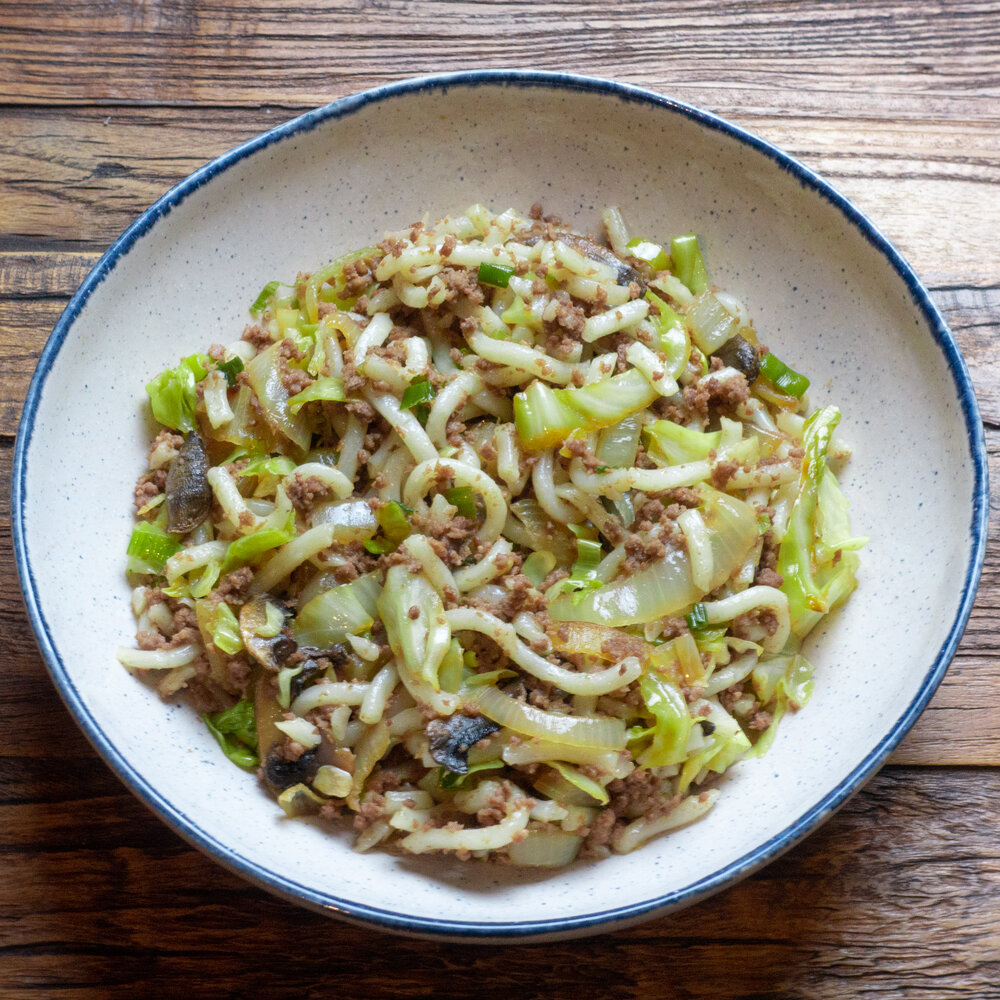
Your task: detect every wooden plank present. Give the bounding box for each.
[1,0,999,116]
[2,106,998,285]
[0,251,99,297]
[0,765,997,997]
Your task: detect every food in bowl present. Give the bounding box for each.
[117,202,863,866]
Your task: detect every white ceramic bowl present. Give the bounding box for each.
[13,72,988,941]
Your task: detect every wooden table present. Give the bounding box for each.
[2,2,998,996]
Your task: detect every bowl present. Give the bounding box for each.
[13,71,988,941]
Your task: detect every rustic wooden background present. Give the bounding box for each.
[2,2,999,997]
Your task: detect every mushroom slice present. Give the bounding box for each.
[239,594,296,671]
[427,714,502,774]
[263,745,320,791]
[165,432,213,533]
[712,333,761,383]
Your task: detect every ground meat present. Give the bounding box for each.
[466,572,539,621]
[710,458,740,489]
[411,512,478,566]
[465,632,510,676]
[608,769,679,822]
[241,323,272,351]
[519,673,571,713]
[719,683,745,713]
[731,607,781,640]
[635,498,665,523]
[133,469,167,511]
[213,567,255,605]
[580,807,619,857]
[326,542,377,583]
[275,738,308,763]
[748,710,774,731]
[345,399,376,422]
[378,235,405,258]
[682,369,751,417]
[658,617,688,640]
[146,428,184,463]
[223,653,251,695]
[353,792,388,830]
[181,676,229,714]
[754,528,784,588]
[278,338,313,395]
[476,784,510,827]
[599,631,649,663]
[438,267,484,306]
[562,436,601,473]
[342,255,380,295]
[666,487,700,508]
[286,474,331,516]
[621,518,683,575]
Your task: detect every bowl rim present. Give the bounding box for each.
[12,69,989,940]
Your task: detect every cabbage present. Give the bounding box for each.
[550,488,757,626]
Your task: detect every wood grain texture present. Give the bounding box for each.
[2,1,1000,995]
[2,104,999,285]
[1,760,999,998]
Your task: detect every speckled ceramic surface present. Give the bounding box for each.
[13,72,987,941]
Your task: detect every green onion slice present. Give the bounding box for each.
[759,352,810,398]
[216,355,244,386]
[250,280,283,316]
[477,261,515,288]
[126,522,181,573]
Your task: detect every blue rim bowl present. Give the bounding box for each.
[13,71,989,940]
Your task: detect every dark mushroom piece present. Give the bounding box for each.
[239,594,296,672]
[263,746,320,791]
[165,432,213,533]
[712,333,761,383]
[426,714,502,774]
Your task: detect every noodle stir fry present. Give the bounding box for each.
[119,204,864,865]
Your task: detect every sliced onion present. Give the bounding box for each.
[468,686,627,750]
[245,342,313,453]
[507,830,582,867]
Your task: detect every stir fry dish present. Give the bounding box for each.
[118,204,864,865]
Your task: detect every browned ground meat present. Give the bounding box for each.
[438,267,484,305]
[241,323,272,351]
[278,338,313,395]
[342,255,381,295]
[683,369,751,417]
[326,542,377,583]
[731,607,780,640]
[212,567,255,605]
[608,769,679,822]
[133,469,166,511]
[710,458,740,489]
[147,428,184,462]
[754,528,784,588]
[563,436,601,472]
[580,807,619,857]
[286,474,330,516]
